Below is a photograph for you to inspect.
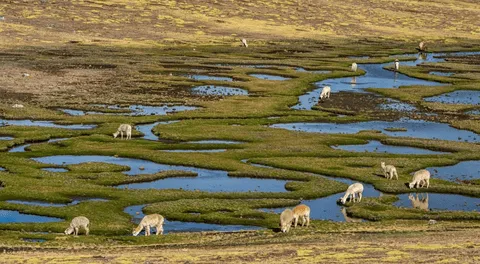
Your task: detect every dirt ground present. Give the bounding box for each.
[1,229,480,263]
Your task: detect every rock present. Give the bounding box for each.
[428,219,437,225]
[139,166,145,170]
[12,104,24,108]
[22,73,30,77]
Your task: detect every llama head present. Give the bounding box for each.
[64,227,74,235]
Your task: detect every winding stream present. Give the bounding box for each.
[293,51,480,110]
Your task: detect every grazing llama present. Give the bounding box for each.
[381,162,398,180]
[113,124,132,140]
[340,182,364,204]
[279,209,294,233]
[132,214,165,236]
[418,41,427,52]
[292,204,310,228]
[351,62,358,72]
[241,38,248,48]
[409,169,430,189]
[319,86,331,100]
[64,216,90,236]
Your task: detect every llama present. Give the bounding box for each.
[418,41,427,52]
[279,209,294,233]
[408,169,430,189]
[113,124,132,140]
[351,62,358,72]
[64,216,90,236]
[381,162,398,180]
[133,214,165,236]
[319,86,331,100]
[394,59,400,71]
[408,193,429,211]
[339,182,364,204]
[292,204,310,228]
[241,38,248,48]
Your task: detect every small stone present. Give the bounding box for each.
[139,166,145,170]
[428,219,437,225]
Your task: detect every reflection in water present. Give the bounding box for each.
[408,193,429,211]
[341,207,363,222]
[419,52,427,60]
[350,76,356,87]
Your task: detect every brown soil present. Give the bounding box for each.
[2,229,480,263]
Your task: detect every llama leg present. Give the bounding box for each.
[85,226,89,236]
[74,227,79,236]
[306,214,310,227]
[293,216,298,228]
[426,179,429,188]
[358,192,362,202]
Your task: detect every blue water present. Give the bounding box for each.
[0,119,96,130]
[135,121,179,140]
[378,99,418,112]
[0,136,13,140]
[32,155,289,192]
[293,51,480,110]
[9,138,68,153]
[124,205,262,234]
[60,104,198,116]
[41,168,68,172]
[466,110,480,115]
[187,75,233,82]
[0,210,62,223]
[332,140,447,155]
[191,85,249,96]
[270,118,480,142]
[424,90,480,105]
[6,198,108,207]
[295,68,331,74]
[187,140,243,144]
[395,193,479,212]
[429,71,454,77]
[162,149,227,153]
[426,161,480,182]
[249,74,291,81]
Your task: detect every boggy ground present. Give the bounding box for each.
[0,0,480,262]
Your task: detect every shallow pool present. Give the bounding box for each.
[426,161,480,182]
[249,74,291,81]
[0,210,62,223]
[0,119,96,130]
[424,90,480,105]
[33,155,290,192]
[395,193,479,212]
[332,140,447,155]
[270,118,480,142]
[191,85,249,96]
